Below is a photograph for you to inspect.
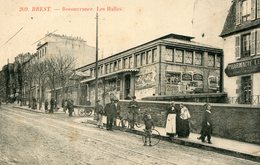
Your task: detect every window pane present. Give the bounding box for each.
[208,54,215,67]
[216,55,221,68]
[152,49,157,62]
[147,51,152,64]
[136,54,140,67]
[184,51,193,64]
[129,57,133,68]
[165,48,173,61]
[174,50,183,63]
[195,52,202,65]
[241,34,251,58]
[141,53,145,66]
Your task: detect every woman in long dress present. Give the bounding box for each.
[179,103,191,138]
[165,101,177,138]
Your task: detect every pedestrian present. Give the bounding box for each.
[143,114,154,146]
[128,96,139,129]
[165,101,177,138]
[113,98,121,127]
[95,99,104,128]
[32,97,37,109]
[104,98,117,131]
[67,99,74,117]
[200,103,213,144]
[50,98,55,114]
[63,99,68,113]
[179,103,191,138]
[44,99,49,113]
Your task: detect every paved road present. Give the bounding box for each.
[0,105,259,165]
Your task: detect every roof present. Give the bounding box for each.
[75,33,221,71]
[220,1,260,37]
[80,69,139,83]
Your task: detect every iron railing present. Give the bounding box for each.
[227,95,260,105]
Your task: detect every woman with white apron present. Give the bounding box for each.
[165,101,177,138]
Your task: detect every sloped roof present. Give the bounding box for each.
[220,1,260,37]
[220,1,236,37]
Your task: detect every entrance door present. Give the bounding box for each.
[125,75,131,99]
[241,76,252,104]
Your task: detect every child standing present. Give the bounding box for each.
[143,114,154,146]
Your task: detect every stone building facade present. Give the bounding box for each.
[75,33,223,105]
[220,0,260,105]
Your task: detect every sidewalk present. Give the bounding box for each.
[12,104,260,163]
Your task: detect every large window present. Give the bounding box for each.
[194,52,202,65]
[165,48,173,61]
[184,51,193,64]
[216,55,221,68]
[241,76,252,104]
[136,54,141,67]
[208,54,215,67]
[174,49,183,63]
[141,52,146,66]
[241,33,251,58]
[241,0,251,22]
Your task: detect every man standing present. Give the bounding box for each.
[50,97,55,114]
[128,96,139,129]
[95,100,104,128]
[200,103,213,144]
[67,99,74,117]
[104,98,117,131]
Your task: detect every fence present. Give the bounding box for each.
[227,95,260,105]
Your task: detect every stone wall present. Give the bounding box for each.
[119,100,260,144]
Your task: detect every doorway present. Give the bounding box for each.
[124,75,131,99]
[241,76,252,104]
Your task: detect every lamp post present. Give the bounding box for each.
[95,12,99,105]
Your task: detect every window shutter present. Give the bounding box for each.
[257,30,260,55]
[235,36,241,59]
[251,31,256,56]
[236,0,241,25]
[257,0,260,18]
[251,0,256,20]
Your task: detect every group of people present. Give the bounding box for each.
[165,101,213,144]
[165,102,191,138]
[94,95,213,145]
[94,95,155,146]
[44,98,74,117]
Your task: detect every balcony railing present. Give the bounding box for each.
[227,95,260,105]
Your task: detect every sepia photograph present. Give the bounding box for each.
[0,0,259,164]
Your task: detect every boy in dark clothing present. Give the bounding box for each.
[143,114,154,146]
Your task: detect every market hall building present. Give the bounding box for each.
[220,0,260,105]
[74,33,223,105]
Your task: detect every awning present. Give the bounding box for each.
[80,68,139,83]
[69,71,91,80]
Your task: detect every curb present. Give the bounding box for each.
[13,106,45,113]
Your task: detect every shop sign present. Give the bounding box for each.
[182,73,192,81]
[225,57,260,77]
[193,74,203,81]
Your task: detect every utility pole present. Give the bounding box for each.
[95,12,99,105]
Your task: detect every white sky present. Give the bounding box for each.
[0,0,231,69]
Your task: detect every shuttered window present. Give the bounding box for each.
[251,0,256,20]
[251,31,256,56]
[257,30,260,55]
[257,0,260,18]
[235,36,241,59]
[236,0,241,25]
